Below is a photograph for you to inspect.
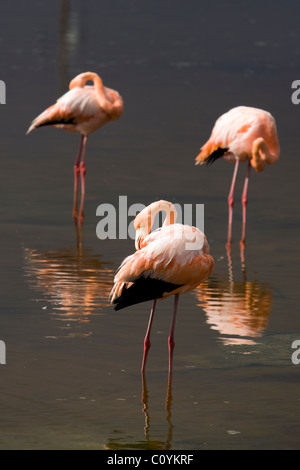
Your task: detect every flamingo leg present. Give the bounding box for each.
[78,135,88,223]
[168,294,179,375]
[73,135,84,219]
[141,299,157,373]
[227,159,239,245]
[240,160,251,247]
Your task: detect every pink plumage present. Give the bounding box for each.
[111,224,213,303]
[196,106,280,171]
[110,200,214,374]
[27,72,123,222]
[195,106,280,245]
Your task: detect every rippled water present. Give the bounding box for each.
[23,244,114,336]
[0,0,300,450]
[195,249,273,346]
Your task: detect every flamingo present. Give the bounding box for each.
[27,72,124,222]
[110,200,214,376]
[195,106,280,246]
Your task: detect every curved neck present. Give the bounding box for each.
[252,137,280,171]
[148,201,177,232]
[161,203,177,227]
[69,72,103,91]
[137,201,177,235]
[69,72,116,115]
[134,201,177,250]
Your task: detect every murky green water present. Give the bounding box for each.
[0,0,300,450]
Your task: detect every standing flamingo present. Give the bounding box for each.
[110,200,214,376]
[195,106,280,246]
[27,72,123,222]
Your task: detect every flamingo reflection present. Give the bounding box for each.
[141,371,173,450]
[23,243,114,337]
[195,247,273,345]
[105,372,174,450]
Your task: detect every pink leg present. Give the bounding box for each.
[141,299,157,373]
[168,294,179,374]
[73,135,84,219]
[227,159,239,245]
[78,135,87,223]
[240,161,251,247]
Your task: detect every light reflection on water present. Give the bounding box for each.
[195,247,273,346]
[1,0,300,450]
[23,231,114,337]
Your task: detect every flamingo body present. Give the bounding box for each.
[195,106,280,172]
[27,72,123,222]
[110,200,214,373]
[111,223,213,309]
[27,79,123,136]
[195,106,280,245]
[27,87,111,136]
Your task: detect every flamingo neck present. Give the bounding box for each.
[135,201,177,249]
[146,201,177,233]
[69,72,103,91]
[162,204,177,227]
[251,137,279,172]
[69,72,117,116]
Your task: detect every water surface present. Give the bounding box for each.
[0,0,300,450]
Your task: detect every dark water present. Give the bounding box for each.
[0,0,300,450]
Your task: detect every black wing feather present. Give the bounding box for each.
[205,147,228,165]
[36,117,76,128]
[113,276,182,311]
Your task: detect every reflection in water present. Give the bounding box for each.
[105,373,174,450]
[23,237,114,337]
[195,247,273,346]
[141,372,173,450]
[58,0,71,91]
[58,0,86,92]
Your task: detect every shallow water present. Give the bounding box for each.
[0,0,300,450]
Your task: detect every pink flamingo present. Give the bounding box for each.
[110,200,214,375]
[27,72,124,222]
[195,106,280,246]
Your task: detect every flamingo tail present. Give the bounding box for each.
[26,105,75,134]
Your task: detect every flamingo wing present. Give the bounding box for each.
[27,86,107,134]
